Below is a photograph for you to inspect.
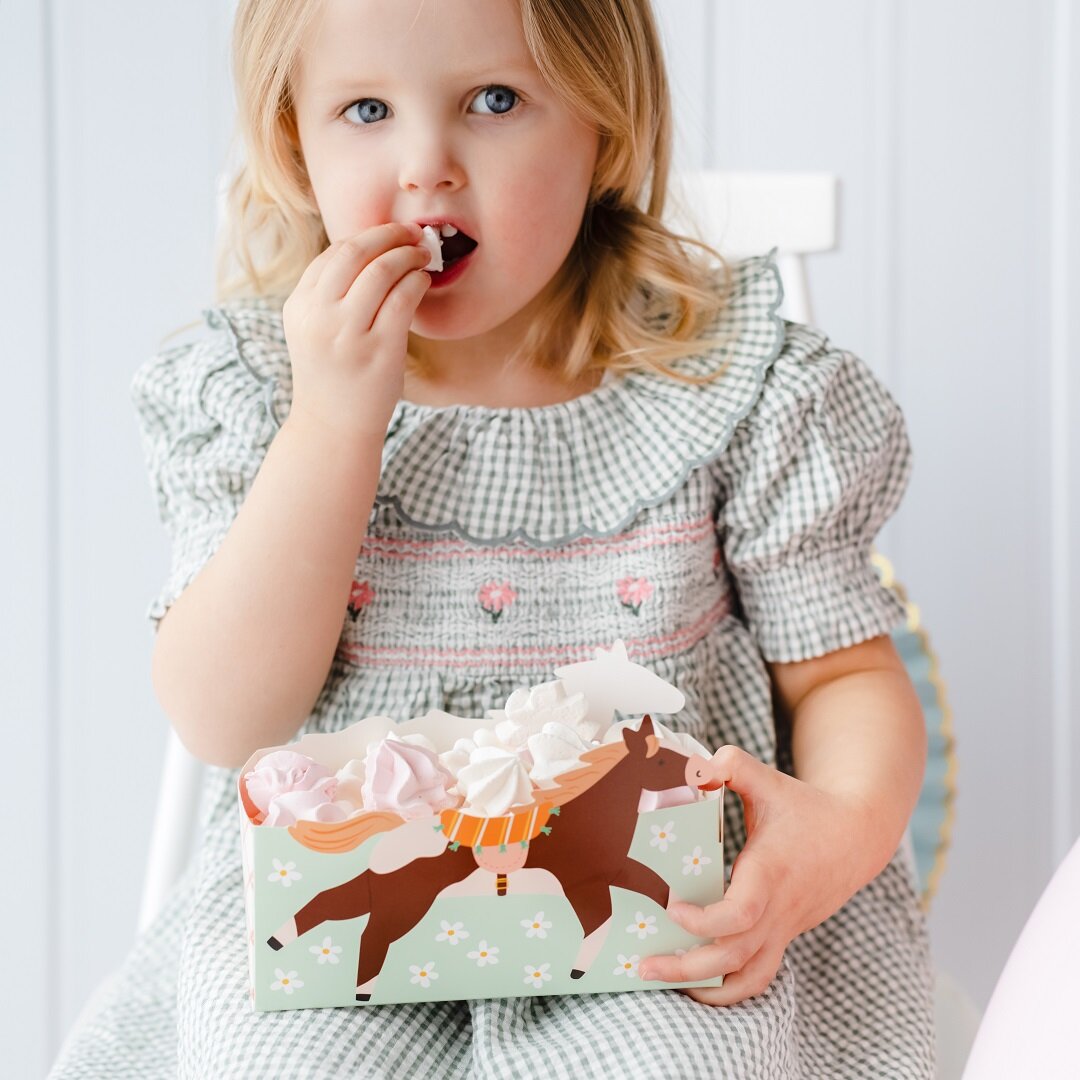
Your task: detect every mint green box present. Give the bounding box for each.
[238,711,726,1010]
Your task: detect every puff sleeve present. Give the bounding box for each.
[130,306,288,631]
[712,320,913,663]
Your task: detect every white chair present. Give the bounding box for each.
[140,169,975,1074]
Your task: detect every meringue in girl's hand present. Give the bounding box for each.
[457,746,534,817]
[491,679,597,751]
[244,750,335,820]
[527,722,591,789]
[361,733,459,820]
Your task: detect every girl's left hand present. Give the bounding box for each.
[638,745,892,1006]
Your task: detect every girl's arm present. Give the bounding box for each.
[638,633,927,1006]
[774,632,927,875]
[152,413,383,770]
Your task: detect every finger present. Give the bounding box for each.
[678,943,785,1007]
[317,222,425,300]
[695,745,780,801]
[638,931,763,984]
[666,857,769,939]
[343,245,433,331]
[369,266,432,338]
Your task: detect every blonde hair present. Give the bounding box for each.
[212,0,740,388]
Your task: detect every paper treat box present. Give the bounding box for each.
[237,642,726,1011]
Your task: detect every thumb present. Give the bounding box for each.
[694,745,778,801]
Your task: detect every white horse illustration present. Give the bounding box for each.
[552,639,685,732]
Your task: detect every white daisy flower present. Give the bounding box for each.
[626,912,658,940]
[309,936,342,965]
[435,920,470,945]
[649,821,677,852]
[268,858,302,887]
[523,962,552,988]
[613,954,640,978]
[270,968,304,994]
[409,961,439,988]
[521,911,552,939]
[681,845,712,876]
[467,940,500,967]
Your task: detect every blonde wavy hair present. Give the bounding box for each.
[212,0,740,387]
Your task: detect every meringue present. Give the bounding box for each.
[244,750,335,818]
[492,679,598,751]
[264,779,354,827]
[360,735,458,820]
[419,225,444,272]
[527,722,591,789]
[456,746,534,817]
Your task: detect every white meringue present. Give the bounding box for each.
[333,758,367,812]
[527,722,591,789]
[491,679,598,751]
[457,746,534,817]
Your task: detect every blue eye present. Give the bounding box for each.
[341,85,520,127]
[470,85,518,117]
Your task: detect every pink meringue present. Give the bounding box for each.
[244,750,335,819]
[360,735,458,820]
[263,777,348,826]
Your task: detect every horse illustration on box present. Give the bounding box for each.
[261,716,718,1000]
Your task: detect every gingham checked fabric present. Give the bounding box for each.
[49,249,934,1078]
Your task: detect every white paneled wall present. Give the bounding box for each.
[4,0,1077,1073]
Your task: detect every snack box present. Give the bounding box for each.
[237,646,726,1010]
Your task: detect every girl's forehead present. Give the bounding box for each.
[299,0,533,87]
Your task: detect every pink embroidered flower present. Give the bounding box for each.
[478,581,518,622]
[347,579,375,622]
[616,576,654,616]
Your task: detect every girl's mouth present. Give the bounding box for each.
[427,246,476,288]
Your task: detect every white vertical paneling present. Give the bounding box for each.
[1065,0,1080,852]
[1049,0,1079,864]
[1,2,55,1074]
[49,0,235,1047]
[653,0,711,173]
[896,0,1057,1009]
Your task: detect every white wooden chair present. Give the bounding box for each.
[139,169,976,1074]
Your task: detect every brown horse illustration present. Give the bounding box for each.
[265,715,710,1000]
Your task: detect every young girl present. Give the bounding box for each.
[51,0,934,1076]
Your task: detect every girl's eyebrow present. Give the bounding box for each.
[320,62,536,93]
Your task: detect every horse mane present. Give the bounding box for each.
[288,810,405,854]
[543,734,661,803]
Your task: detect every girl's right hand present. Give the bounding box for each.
[282,221,433,441]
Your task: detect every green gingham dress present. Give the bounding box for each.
[50,249,935,1079]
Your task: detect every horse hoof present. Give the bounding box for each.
[356,993,371,1002]
[267,936,283,951]
[570,968,585,980]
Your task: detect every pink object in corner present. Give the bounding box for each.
[963,834,1080,1079]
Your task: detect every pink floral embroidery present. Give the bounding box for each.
[616,576,654,616]
[478,581,518,623]
[347,579,376,622]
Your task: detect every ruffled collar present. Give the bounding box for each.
[203,246,785,547]
[377,246,785,545]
